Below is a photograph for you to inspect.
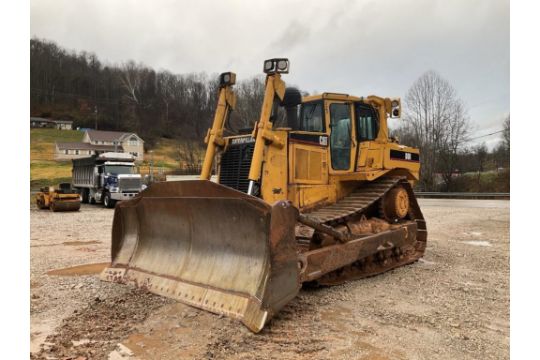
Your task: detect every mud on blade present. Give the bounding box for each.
[101,180,300,332]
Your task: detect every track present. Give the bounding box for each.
[298,176,427,285]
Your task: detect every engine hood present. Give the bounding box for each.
[117,174,142,179]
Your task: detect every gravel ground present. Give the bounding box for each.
[30,200,509,360]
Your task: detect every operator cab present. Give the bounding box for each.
[285,93,385,174]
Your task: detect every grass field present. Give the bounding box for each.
[30,128,204,189]
[30,129,83,188]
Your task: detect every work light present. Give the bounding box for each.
[263,58,289,74]
[264,60,274,72]
[219,72,236,87]
[277,60,288,71]
[390,98,401,118]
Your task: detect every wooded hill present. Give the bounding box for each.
[30,38,265,147]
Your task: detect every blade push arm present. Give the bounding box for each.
[247,73,286,194]
[200,73,237,180]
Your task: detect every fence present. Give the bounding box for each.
[414,192,510,199]
[138,164,203,182]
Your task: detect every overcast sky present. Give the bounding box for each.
[31,0,509,148]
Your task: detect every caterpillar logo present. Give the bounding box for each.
[231,137,255,145]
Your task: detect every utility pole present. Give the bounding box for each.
[94,106,98,130]
[149,150,154,183]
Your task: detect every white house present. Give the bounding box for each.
[55,142,120,160]
[31,117,73,130]
[55,129,145,161]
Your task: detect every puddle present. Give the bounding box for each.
[63,240,101,246]
[122,303,211,359]
[30,319,56,353]
[31,243,60,248]
[31,240,101,248]
[46,262,110,276]
[461,240,492,247]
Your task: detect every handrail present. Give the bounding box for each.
[415,192,509,199]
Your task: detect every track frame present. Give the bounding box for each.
[296,176,427,285]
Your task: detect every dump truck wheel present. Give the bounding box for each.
[103,192,116,208]
[81,189,89,203]
[381,185,409,221]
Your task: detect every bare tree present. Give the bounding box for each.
[396,71,470,190]
[120,61,143,105]
[472,143,488,189]
[157,71,176,134]
[502,115,510,152]
[229,76,265,132]
[474,143,489,173]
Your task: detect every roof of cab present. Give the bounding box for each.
[302,92,363,102]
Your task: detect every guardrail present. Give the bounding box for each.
[414,192,510,199]
[30,187,509,200]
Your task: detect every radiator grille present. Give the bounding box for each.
[219,142,255,193]
[119,177,142,192]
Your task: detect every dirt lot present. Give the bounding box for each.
[30,199,509,360]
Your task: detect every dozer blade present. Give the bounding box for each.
[101,180,300,332]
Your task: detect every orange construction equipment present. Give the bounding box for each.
[35,183,81,212]
[102,59,426,332]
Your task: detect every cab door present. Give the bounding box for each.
[354,102,380,169]
[288,101,329,185]
[288,100,330,209]
[326,101,356,174]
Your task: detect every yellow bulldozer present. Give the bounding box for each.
[102,59,427,332]
[35,183,81,212]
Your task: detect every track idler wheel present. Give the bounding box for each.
[381,185,409,222]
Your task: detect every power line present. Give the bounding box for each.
[468,129,504,142]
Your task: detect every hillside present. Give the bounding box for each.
[30,129,83,188]
[30,128,204,189]
[31,38,263,147]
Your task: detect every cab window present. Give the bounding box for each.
[329,103,351,170]
[355,103,379,141]
[298,102,324,132]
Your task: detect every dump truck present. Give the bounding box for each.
[102,59,427,332]
[35,183,81,212]
[72,152,144,208]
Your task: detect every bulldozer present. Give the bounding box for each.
[35,183,81,212]
[101,59,427,332]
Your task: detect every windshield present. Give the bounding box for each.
[355,103,379,141]
[299,102,324,132]
[104,165,134,175]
